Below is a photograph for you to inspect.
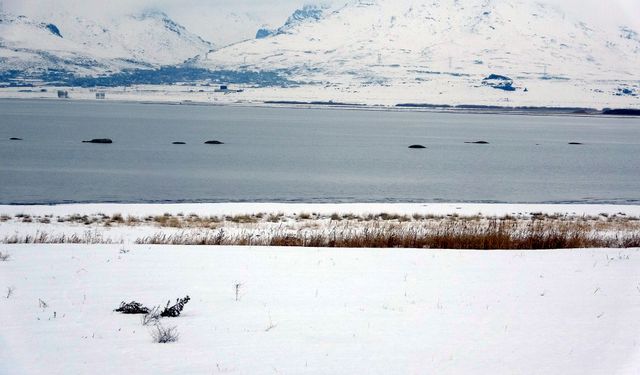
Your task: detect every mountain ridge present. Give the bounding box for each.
[190,0,639,106]
[0,10,214,76]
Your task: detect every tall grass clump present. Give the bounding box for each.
[151,324,179,343]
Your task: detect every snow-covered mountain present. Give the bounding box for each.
[256,5,329,39]
[193,0,640,106]
[0,10,213,76]
[1,0,638,107]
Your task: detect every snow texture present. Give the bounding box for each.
[0,10,213,76]
[1,244,639,374]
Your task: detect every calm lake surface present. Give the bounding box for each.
[1,99,639,204]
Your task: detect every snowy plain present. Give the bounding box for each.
[1,244,639,375]
[1,80,638,111]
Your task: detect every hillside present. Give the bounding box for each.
[193,0,640,107]
[0,10,213,77]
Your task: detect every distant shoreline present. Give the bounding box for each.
[1,94,639,119]
[3,202,640,217]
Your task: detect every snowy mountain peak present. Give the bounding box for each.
[0,11,214,76]
[256,4,329,39]
[283,4,327,29]
[211,0,640,77]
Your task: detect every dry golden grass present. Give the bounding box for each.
[4,212,640,249]
[131,218,640,249]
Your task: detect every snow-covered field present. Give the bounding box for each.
[2,203,639,374]
[1,80,638,110]
[1,244,639,374]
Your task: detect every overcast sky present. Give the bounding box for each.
[2,0,639,46]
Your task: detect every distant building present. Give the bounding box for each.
[57,90,69,99]
[214,85,244,94]
[96,92,106,99]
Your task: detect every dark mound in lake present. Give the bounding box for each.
[9,137,23,141]
[172,142,186,145]
[465,141,490,144]
[205,140,224,145]
[82,138,113,144]
[408,145,426,149]
[568,142,583,145]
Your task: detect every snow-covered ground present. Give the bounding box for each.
[1,244,639,374]
[3,202,640,219]
[1,204,639,372]
[1,80,638,110]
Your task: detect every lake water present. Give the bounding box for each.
[1,99,639,205]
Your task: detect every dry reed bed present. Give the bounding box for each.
[2,230,113,245]
[3,213,639,249]
[134,219,640,249]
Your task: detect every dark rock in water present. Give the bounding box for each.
[172,142,186,145]
[9,137,23,141]
[465,141,490,144]
[82,138,113,144]
[568,142,583,145]
[408,145,426,149]
[205,140,224,145]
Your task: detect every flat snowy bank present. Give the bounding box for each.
[2,203,639,249]
[3,202,640,218]
[1,245,639,374]
[1,79,639,110]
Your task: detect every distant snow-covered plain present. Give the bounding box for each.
[0,80,638,111]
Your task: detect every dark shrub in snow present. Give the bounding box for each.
[161,296,190,317]
[115,301,150,314]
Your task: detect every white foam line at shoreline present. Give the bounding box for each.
[2,203,640,218]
